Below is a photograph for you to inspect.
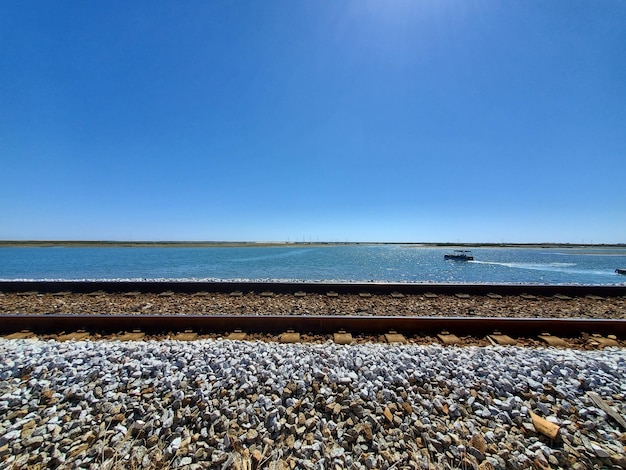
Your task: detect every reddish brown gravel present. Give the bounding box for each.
[1,292,624,319]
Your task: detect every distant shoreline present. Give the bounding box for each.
[0,240,624,249]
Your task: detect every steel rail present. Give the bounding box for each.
[1,281,626,297]
[1,315,624,339]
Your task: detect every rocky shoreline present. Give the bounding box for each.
[1,292,625,319]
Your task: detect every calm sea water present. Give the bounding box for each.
[1,245,625,285]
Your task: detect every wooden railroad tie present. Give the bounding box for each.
[115,330,145,341]
[520,293,538,300]
[57,330,90,342]
[226,330,247,341]
[437,332,461,345]
[385,330,407,344]
[538,333,568,347]
[122,292,141,297]
[280,330,300,343]
[488,332,517,346]
[172,330,198,341]
[333,330,353,345]
[587,334,619,348]
[3,330,37,340]
[553,294,572,300]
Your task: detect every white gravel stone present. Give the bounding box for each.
[0,338,624,469]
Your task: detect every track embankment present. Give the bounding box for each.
[1,281,624,343]
[2,282,625,469]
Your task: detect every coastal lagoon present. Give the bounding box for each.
[1,244,625,285]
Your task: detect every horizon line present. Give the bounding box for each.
[1,240,625,247]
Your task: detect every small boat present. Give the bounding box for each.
[444,250,474,261]
[616,268,626,275]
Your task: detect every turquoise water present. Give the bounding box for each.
[1,245,625,285]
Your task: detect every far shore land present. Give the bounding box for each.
[1,240,625,249]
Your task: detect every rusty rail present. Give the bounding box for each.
[1,315,624,339]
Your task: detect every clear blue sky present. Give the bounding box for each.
[1,1,625,243]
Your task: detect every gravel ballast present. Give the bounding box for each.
[1,339,625,469]
[1,292,625,319]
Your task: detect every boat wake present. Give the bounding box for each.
[471,260,613,277]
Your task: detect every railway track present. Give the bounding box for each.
[2,283,626,469]
[1,314,624,349]
[1,281,624,347]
